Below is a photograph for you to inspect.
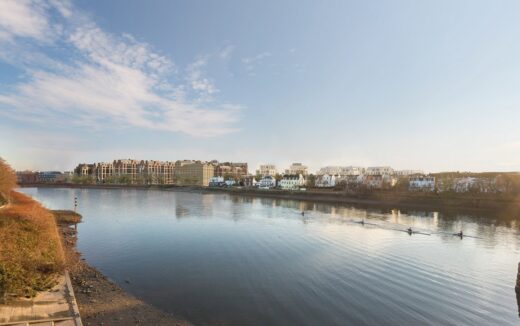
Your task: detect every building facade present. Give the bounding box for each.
[208,176,225,187]
[257,164,277,177]
[285,163,308,176]
[366,166,394,176]
[395,170,424,176]
[409,175,435,191]
[315,174,337,188]
[16,171,38,184]
[279,174,306,190]
[316,166,365,176]
[242,175,257,187]
[213,162,248,180]
[174,161,214,186]
[75,159,176,184]
[363,174,397,189]
[258,176,277,189]
[37,171,65,183]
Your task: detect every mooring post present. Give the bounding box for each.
[517,263,520,289]
[516,262,520,317]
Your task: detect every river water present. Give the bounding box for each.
[21,187,520,325]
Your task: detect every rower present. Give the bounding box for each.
[457,230,463,238]
[301,211,305,216]
[360,219,365,226]
[407,227,413,234]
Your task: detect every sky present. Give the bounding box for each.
[1,0,520,173]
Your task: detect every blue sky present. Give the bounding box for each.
[1,0,520,173]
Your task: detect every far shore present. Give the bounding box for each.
[19,182,520,215]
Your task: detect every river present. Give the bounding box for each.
[21,187,520,325]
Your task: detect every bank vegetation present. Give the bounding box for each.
[0,157,64,300]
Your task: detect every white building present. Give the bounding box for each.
[395,170,424,176]
[453,177,477,192]
[285,163,308,176]
[258,175,277,189]
[337,174,364,187]
[409,175,435,191]
[225,179,236,187]
[363,174,397,189]
[279,174,306,190]
[315,174,337,188]
[366,166,394,176]
[209,176,224,183]
[208,176,224,187]
[316,166,364,176]
[257,164,277,177]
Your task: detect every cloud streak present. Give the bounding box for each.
[241,51,272,72]
[0,0,241,137]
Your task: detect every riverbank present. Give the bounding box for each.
[21,182,520,214]
[0,192,65,300]
[58,212,191,326]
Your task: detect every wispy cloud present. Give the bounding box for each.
[0,0,51,41]
[186,55,218,97]
[218,44,235,59]
[241,51,272,72]
[0,0,241,137]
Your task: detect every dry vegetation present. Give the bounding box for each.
[0,158,64,300]
[0,158,16,206]
[52,210,82,225]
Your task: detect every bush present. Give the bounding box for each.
[0,157,17,204]
[0,166,64,299]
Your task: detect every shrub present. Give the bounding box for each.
[0,168,64,299]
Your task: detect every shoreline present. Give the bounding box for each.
[22,182,520,215]
[58,217,190,326]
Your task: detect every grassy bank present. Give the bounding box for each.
[0,157,67,300]
[53,210,82,224]
[0,191,65,300]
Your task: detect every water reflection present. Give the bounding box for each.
[20,187,520,326]
[228,195,520,248]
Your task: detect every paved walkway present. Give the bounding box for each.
[0,272,82,326]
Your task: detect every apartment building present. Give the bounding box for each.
[285,163,308,176]
[316,166,365,176]
[174,161,214,186]
[257,164,277,177]
[213,162,248,180]
[75,159,176,184]
[366,166,394,176]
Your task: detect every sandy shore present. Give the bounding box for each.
[59,224,191,326]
